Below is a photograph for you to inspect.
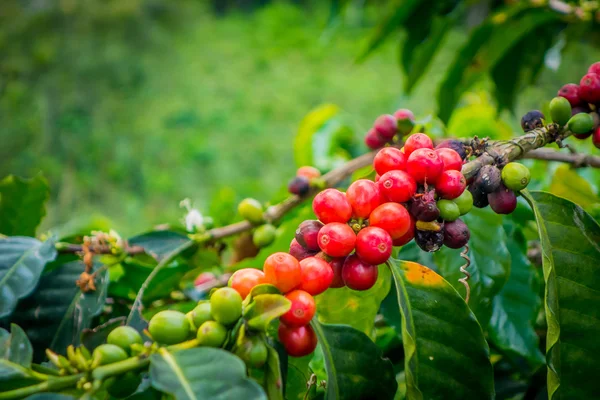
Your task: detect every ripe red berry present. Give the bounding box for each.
[229,268,265,299]
[592,127,600,149]
[404,133,433,157]
[392,214,415,246]
[289,238,317,261]
[406,148,444,184]
[558,83,582,107]
[443,219,470,249]
[373,114,398,139]
[317,222,356,257]
[280,290,316,327]
[394,109,415,135]
[378,170,417,203]
[295,220,323,251]
[297,166,321,179]
[369,202,411,240]
[312,189,352,224]
[328,257,345,288]
[263,252,302,293]
[346,179,381,218]
[394,108,415,121]
[589,62,600,75]
[342,254,378,291]
[278,322,317,357]
[298,257,334,296]
[355,227,393,265]
[288,176,310,196]
[435,148,463,171]
[435,170,467,200]
[435,139,467,160]
[488,184,517,215]
[580,73,600,104]
[365,128,388,150]
[373,147,406,175]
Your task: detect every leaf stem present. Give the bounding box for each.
[0,374,83,400]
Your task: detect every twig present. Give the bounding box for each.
[56,243,146,255]
[523,148,600,168]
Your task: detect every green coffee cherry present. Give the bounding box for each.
[107,326,143,355]
[148,310,190,345]
[238,198,264,224]
[437,200,460,222]
[549,96,572,126]
[191,302,213,328]
[501,162,531,191]
[210,288,243,326]
[197,321,228,347]
[92,344,128,367]
[235,336,268,369]
[568,113,594,134]
[452,190,473,216]
[253,224,277,248]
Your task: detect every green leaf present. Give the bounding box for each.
[389,259,495,399]
[0,324,33,367]
[310,322,397,400]
[315,264,391,337]
[284,355,314,400]
[26,395,77,400]
[150,347,266,400]
[264,346,284,400]
[0,237,57,318]
[244,294,291,331]
[488,224,544,368]
[433,207,510,325]
[0,174,50,236]
[10,261,108,360]
[522,190,600,399]
[548,165,600,210]
[294,104,339,168]
[129,231,192,260]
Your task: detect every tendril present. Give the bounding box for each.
[458,244,471,303]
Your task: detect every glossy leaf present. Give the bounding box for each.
[284,355,314,400]
[244,294,291,331]
[10,261,108,360]
[0,324,32,368]
[150,347,266,400]
[0,237,57,318]
[523,190,600,399]
[433,208,510,325]
[265,346,284,400]
[294,104,339,168]
[315,264,391,337]
[0,174,49,236]
[389,259,495,399]
[488,224,544,368]
[129,231,192,260]
[310,322,397,400]
[548,165,600,210]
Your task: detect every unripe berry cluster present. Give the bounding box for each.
[364,108,416,149]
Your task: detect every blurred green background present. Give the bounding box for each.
[1,0,599,235]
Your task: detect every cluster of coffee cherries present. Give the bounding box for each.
[364,108,416,149]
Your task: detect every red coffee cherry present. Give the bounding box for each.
[394,109,415,135]
[295,220,324,251]
[297,166,321,179]
[406,148,444,184]
[393,108,415,121]
[488,184,517,215]
[346,179,381,219]
[365,128,388,150]
[435,148,463,171]
[312,189,352,224]
[435,170,467,200]
[342,254,378,291]
[289,238,317,261]
[558,83,582,107]
[378,170,417,203]
[280,290,316,327]
[355,227,393,265]
[589,62,600,75]
[373,147,406,175]
[373,114,398,139]
[593,127,600,150]
[328,257,346,288]
[298,257,334,296]
[229,268,265,299]
[443,219,470,249]
[392,214,415,246]
[580,73,600,104]
[263,252,302,293]
[278,322,318,357]
[369,202,411,240]
[404,133,433,157]
[435,139,467,160]
[317,222,356,257]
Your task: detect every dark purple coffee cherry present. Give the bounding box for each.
[488,183,517,214]
[472,165,502,194]
[435,139,467,160]
[571,104,591,116]
[288,176,310,196]
[289,239,318,261]
[443,219,470,249]
[295,220,324,251]
[408,190,439,222]
[520,110,545,132]
[415,228,444,252]
[468,184,489,208]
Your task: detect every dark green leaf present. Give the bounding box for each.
[523,190,600,399]
[25,395,77,399]
[80,317,126,352]
[10,261,108,360]
[0,174,50,236]
[310,322,397,400]
[389,259,495,399]
[315,264,391,336]
[265,346,284,400]
[150,347,266,400]
[129,231,192,260]
[0,324,33,367]
[244,294,291,331]
[0,237,57,318]
[488,224,544,368]
[284,355,314,400]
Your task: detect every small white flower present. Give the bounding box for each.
[180,198,204,232]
